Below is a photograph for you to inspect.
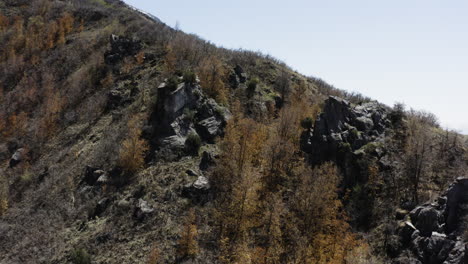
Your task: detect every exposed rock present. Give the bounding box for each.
[150,77,230,158]
[186,169,198,177]
[395,178,468,263]
[181,175,211,204]
[393,256,422,264]
[196,117,223,143]
[199,151,216,171]
[91,197,111,219]
[411,232,455,264]
[398,221,417,246]
[9,148,25,168]
[411,206,440,237]
[104,34,142,64]
[116,198,132,215]
[443,241,467,264]
[302,96,390,187]
[444,177,468,233]
[82,166,106,186]
[106,83,137,110]
[234,65,247,83]
[133,199,154,221]
[228,70,240,88]
[396,208,409,220]
[96,174,110,185]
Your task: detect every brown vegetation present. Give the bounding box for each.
[118,115,149,174]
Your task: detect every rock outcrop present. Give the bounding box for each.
[395,177,468,264]
[9,148,25,168]
[104,34,142,64]
[301,96,391,186]
[149,77,230,159]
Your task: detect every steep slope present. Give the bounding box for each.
[0,1,467,264]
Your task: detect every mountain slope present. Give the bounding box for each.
[0,1,467,263]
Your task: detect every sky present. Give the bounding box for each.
[125,0,468,134]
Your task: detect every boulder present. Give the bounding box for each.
[82,166,106,186]
[181,176,211,204]
[411,206,440,237]
[91,198,111,219]
[196,117,223,143]
[133,199,154,221]
[411,232,455,264]
[395,178,468,263]
[9,148,25,168]
[443,242,467,264]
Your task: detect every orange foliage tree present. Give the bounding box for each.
[197,56,228,105]
[118,114,149,174]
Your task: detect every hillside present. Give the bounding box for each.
[0,1,467,264]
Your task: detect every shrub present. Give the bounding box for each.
[247,77,259,96]
[177,209,199,259]
[147,244,161,264]
[0,197,7,216]
[197,56,227,104]
[70,248,91,264]
[300,117,313,129]
[166,76,179,91]
[183,107,195,122]
[183,71,196,85]
[185,132,201,156]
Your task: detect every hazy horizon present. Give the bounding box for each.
[125,0,468,134]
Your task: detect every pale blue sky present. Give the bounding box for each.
[125,0,468,134]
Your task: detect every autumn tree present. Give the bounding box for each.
[0,15,8,32]
[213,115,266,263]
[147,244,161,264]
[197,56,228,104]
[118,114,149,174]
[404,113,433,204]
[293,163,358,264]
[274,70,291,103]
[177,208,199,259]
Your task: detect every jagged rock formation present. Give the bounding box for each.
[148,77,231,160]
[395,177,468,264]
[301,96,391,186]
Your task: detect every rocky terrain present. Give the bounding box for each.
[0,0,467,264]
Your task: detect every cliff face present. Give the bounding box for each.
[0,1,467,264]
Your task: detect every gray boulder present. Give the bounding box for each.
[133,199,154,221]
[411,206,440,237]
[396,178,468,263]
[196,117,223,143]
[181,175,211,204]
[9,148,25,168]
